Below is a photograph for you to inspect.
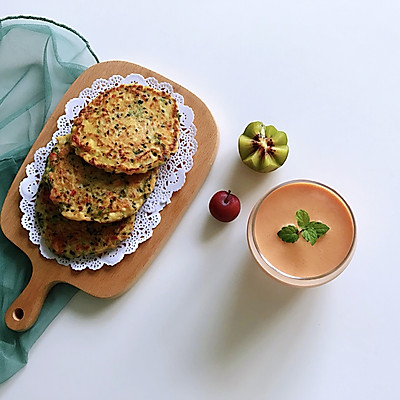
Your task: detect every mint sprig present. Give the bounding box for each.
[277,210,329,246]
[277,225,299,243]
[295,209,310,229]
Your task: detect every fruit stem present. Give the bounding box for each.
[224,190,231,204]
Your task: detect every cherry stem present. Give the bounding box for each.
[224,190,231,204]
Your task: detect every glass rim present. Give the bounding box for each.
[247,179,357,287]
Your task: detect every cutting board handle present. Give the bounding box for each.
[5,266,56,332]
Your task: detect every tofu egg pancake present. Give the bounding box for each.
[45,134,157,223]
[70,83,180,174]
[35,183,136,259]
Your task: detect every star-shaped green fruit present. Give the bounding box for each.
[238,122,289,173]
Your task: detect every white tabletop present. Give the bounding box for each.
[2,1,400,399]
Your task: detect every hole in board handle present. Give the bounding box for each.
[12,308,24,321]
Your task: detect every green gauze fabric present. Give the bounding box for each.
[0,16,99,383]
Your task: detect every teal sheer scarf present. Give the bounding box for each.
[0,16,98,383]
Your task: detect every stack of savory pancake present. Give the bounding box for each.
[36,84,180,259]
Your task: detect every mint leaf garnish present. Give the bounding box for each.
[301,226,318,245]
[277,225,299,243]
[296,209,310,229]
[308,221,329,238]
[277,210,330,245]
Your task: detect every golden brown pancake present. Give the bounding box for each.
[45,134,157,223]
[35,182,136,259]
[70,84,180,174]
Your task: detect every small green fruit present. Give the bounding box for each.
[238,122,289,173]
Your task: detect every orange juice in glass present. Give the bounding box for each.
[247,180,356,287]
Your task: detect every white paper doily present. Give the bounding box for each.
[19,73,197,270]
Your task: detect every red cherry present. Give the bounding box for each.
[209,190,241,222]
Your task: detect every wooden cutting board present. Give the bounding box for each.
[1,61,219,332]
